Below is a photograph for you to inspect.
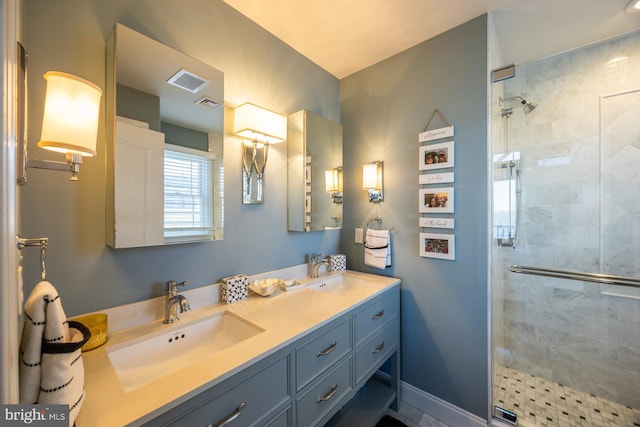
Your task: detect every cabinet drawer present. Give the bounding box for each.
[296,318,352,390]
[264,407,290,427]
[354,290,398,347]
[296,356,353,427]
[159,355,290,427]
[355,320,397,384]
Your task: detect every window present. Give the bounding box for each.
[164,144,215,242]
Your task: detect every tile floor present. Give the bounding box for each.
[385,402,451,427]
[382,366,640,427]
[494,366,640,427]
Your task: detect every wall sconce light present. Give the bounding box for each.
[233,102,286,204]
[363,161,383,202]
[325,166,343,204]
[17,70,102,184]
[625,0,640,13]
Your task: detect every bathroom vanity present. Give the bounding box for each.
[76,270,400,427]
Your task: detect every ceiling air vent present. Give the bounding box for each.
[167,68,209,93]
[195,96,222,110]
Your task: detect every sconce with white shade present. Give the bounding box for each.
[625,0,640,13]
[17,69,102,184]
[363,161,383,202]
[325,166,343,204]
[233,102,286,204]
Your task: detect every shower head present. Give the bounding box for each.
[522,100,537,114]
[500,96,537,115]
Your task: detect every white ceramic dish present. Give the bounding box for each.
[249,278,283,296]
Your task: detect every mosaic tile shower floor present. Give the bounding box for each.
[494,366,640,427]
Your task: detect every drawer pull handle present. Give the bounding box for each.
[317,384,338,403]
[208,402,246,427]
[373,342,385,353]
[316,341,337,357]
[372,310,384,319]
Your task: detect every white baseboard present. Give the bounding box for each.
[401,380,487,427]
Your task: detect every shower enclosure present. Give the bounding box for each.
[490,29,640,427]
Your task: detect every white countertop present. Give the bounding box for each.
[76,270,400,427]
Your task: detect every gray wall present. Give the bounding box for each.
[340,16,489,417]
[116,84,161,131]
[19,0,340,315]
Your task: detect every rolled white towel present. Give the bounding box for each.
[20,281,90,427]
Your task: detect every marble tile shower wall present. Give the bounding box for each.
[494,30,640,410]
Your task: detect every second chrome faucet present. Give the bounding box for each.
[310,253,330,279]
[163,280,191,324]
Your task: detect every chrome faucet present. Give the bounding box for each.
[310,253,330,279]
[163,280,191,324]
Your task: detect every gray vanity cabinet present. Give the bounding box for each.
[142,351,292,427]
[296,356,353,426]
[295,317,352,391]
[325,287,400,427]
[142,284,400,427]
[353,291,399,385]
[294,315,353,426]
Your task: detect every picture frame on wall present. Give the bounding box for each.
[420,233,455,260]
[419,217,455,229]
[418,172,454,185]
[419,141,454,171]
[419,187,454,213]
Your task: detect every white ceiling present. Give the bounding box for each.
[223,0,640,79]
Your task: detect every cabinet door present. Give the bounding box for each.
[355,320,398,384]
[147,354,290,427]
[111,120,164,248]
[296,317,352,391]
[296,356,353,427]
[354,288,398,347]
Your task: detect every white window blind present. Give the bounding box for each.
[164,144,215,242]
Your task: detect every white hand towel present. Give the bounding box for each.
[20,281,90,427]
[364,229,391,269]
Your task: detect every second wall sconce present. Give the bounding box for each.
[17,44,102,184]
[363,161,383,202]
[325,166,343,204]
[233,102,287,204]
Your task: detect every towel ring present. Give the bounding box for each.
[365,216,394,232]
[16,235,48,281]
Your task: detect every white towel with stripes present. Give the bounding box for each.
[20,281,90,427]
[364,229,391,269]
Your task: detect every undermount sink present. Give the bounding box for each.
[307,274,373,296]
[107,311,264,392]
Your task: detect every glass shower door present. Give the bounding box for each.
[490,31,640,427]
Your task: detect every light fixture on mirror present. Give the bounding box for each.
[363,161,383,202]
[325,166,343,204]
[233,102,286,204]
[17,70,102,184]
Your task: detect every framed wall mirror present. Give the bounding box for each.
[288,110,343,232]
[105,23,224,248]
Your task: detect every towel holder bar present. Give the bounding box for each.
[366,216,394,232]
[16,235,48,281]
[509,264,640,289]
